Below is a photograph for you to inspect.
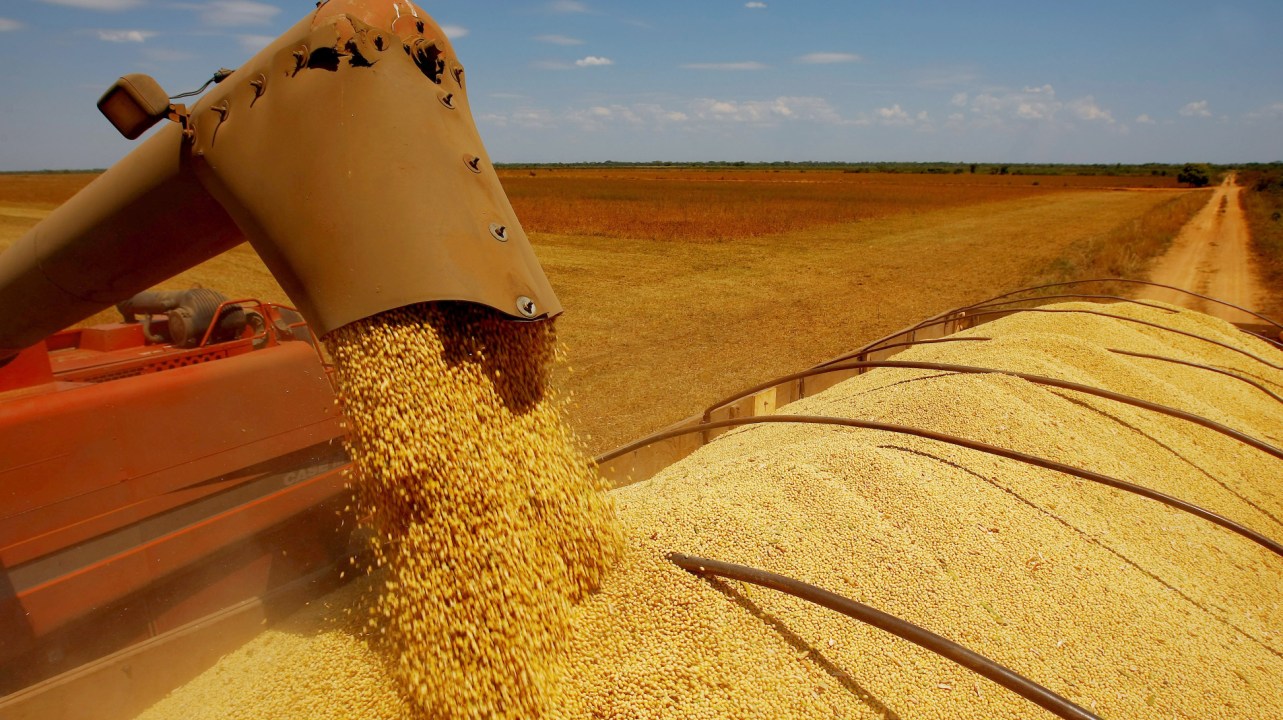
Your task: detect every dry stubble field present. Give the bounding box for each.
[0,169,1200,451]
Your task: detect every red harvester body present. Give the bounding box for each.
[0,302,347,695]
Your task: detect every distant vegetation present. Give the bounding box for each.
[1239,164,1283,308]
[1177,163,1211,187]
[3,161,1241,179]
[0,168,106,175]
[497,160,1234,178]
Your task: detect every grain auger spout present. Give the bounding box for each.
[0,0,559,364]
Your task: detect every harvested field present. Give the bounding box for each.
[544,189,1204,451]
[0,172,1204,451]
[134,301,1283,719]
[498,168,1182,242]
[0,173,97,209]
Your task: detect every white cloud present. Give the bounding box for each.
[96,29,156,42]
[691,96,843,125]
[483,96,850,132]
[1008,84,1057,120]
[480,107,559,130]
[549,0,588,12]
[485,103,686,132]
[535,34,584,46]
[536,56,614,71]
[0,18,23,31]
[1067,96,1114,123]
[863,104,931,128]
[973,85,1051,123]
[875,104,912,125]
[193,1,281,27]
[954,84,1116,131]
[682,61,768,71]
[239,34,275,52]
[880,106,909,124]
[1135,113,1156,124]
[1179,100,1211,117]
[564,103,690,130]
[1015,102,1047,120]
[796,52,861,65]
[40,0,142,10]
[440,24,468,39]
[745,2,767,7]
[1245,102,1283,122]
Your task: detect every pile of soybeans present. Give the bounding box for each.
[137,300,1283,720]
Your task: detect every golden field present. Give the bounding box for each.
[0,170,1205,451]
[498,167,1181,241]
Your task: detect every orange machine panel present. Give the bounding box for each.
[0,333,351,692]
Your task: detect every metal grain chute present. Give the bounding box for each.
[0,0,559,363]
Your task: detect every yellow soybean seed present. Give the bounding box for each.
[136,302,1283,720]
[319,303,622,720]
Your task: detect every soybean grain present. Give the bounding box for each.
[138,302,1283,720]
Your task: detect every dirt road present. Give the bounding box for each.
[1140,176,1268,322]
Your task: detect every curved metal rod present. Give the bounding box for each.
[865,308,1283,373]
[815,337,989,369]
[596,416,1283,557]
[849,296,1142,360]
[668,553,1103,720]
[813,333,1283,406]
[846,283,1283,362]
[1236,329,1282,353]
[1108,349,1283,405]
[959,278,1283,332]
[815,333,1283,408]
[964,293,1178,316]
[701,360,1283,462]
[866,300,1283,358]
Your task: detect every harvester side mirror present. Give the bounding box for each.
[97,74,172,140]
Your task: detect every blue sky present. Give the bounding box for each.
[1,0,1281,170]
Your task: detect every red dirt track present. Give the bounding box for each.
[1140,175,1269,323]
